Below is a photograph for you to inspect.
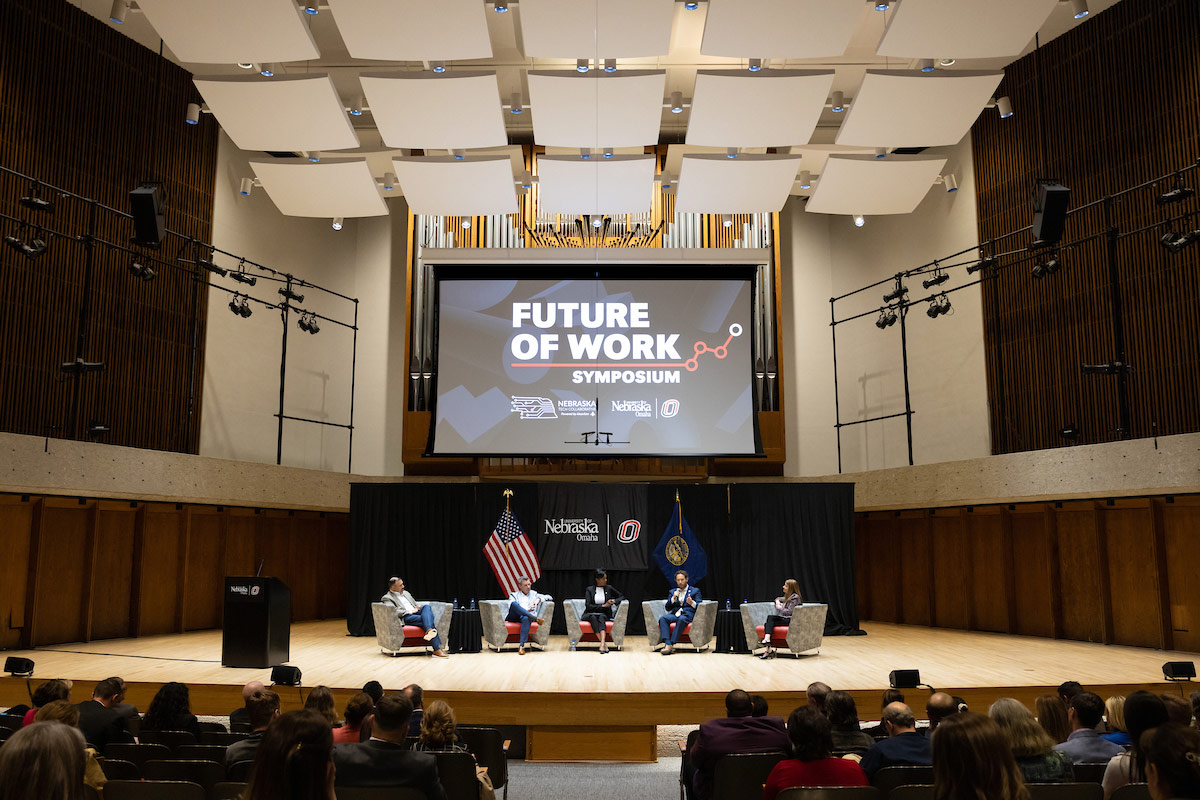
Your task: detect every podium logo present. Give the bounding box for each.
[616,519,641,543]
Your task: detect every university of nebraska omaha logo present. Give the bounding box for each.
[616,519,641,543]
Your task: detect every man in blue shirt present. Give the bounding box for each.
[1053,692,1123,764]
[859,702,933,779]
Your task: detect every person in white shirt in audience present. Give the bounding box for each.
[382,577,448,659]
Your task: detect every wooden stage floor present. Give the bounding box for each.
[3,620,1195,728]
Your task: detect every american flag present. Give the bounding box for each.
[483,508,541,595]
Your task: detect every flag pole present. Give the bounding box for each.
[676,489,682,534]
[503,488,513,557]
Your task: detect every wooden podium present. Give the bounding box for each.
[222,577,291,668]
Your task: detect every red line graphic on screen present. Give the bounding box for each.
[685,324,742,372]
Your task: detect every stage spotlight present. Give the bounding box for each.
[591,216,603,229]
[882,282,908,303]
[198,255,227,277]
[875,147,888,159]
[239,177,253,196]
[603,148,613,159]
[510,93,523,114]
[748,58,763,72]
[889,669,921,689]
[299,313,320,335]
[967,254,998,274]
[4,657,34,678]
[452,149,465,161]
[853,214,865,228]
[1071,0,1089,19]
[383,172,396,191]
[279,287,305,304]
[19,184,53,214]
[348,96,363,116]
[875,1,890,10]
[925,293,952,318]
[919,59,935,73]
[128,260,155,281]
[307,152,320,163]
[831,91,845,113]
[1163,661,1196,681]
[270,665,303,686]
[230,264,256,285]
[109,0,129,24]
[603,59,616,73]
[580,148,591,160]
[4,232,47,260]
[922,270,949,289]
[331,217,343,231]
[727,148,739,159]
[302,3,318,15]
[943,174,959,193]
[576,59,589,73]
[184,102,201,125]
[1157,184,1195,205]
[875,308,898,330]
[670,91,684,114]
[1059,423,1080,441]
[228,294,252,318]
[799,171,813,190]
[432,61,446,74]
[461,218,471,229]
[1031,254,1061,279]
[684,1,699,8]
[259,63,276,77]
[1161,229,1199,253]
[996,96,1014,118]
[494,1,509,11]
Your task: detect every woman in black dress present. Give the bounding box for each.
[581,568,624,654]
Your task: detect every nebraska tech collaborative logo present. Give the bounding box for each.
[511,396,557,419]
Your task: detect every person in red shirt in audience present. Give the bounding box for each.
[763,705,868,800]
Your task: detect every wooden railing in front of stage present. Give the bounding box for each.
[0,492,348,649]
[856,493,1200,652]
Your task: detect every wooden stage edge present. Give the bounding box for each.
[2,620,1196,728]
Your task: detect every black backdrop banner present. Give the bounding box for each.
[536,483,649,570]
[347,482,861,638]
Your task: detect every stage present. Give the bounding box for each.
[3,621,1194,760]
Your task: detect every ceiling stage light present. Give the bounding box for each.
[854,214,865,228]
[831,91,845,113]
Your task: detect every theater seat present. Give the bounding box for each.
[480,599,556,652]
[641,599,717,652]
[370,602,453,657]
[563,599,630,650]
[739,602,827,657]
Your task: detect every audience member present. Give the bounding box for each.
[405,684,425,736]
[1191,692,1200,731]
[75,676,130,753]
[1162,694,1192,728]
[1143,723,1200,800]
[687,689,788,800]
[807,682,832,714]
[751,695,769,718]
[988,697,1074,783]
[863,689,906,739]
[332,693,445,799]
[34,700,107,794]
[1036,695,1071,744]
[227,688,282,767]
[0,721,88,800]
[231,680,266,728]
[1102,696,1130,746]
[243,709,336,800]
[764,705,868,800]
[109,676,139,723]
[933,712,1029,800]
[927,692,962,733]
[1102,691,1169,800]
[413,700,470,754]
[335,692,374,744]
[1059,682,1084,708]
[142,681,202,738]
[860,702,933,779]
[1053,692,1123,764]
[22,679,72,727]
[305,686,340,727]
[363,681,385,704]
[826,691,875,755]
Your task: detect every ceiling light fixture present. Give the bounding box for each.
[669,91,684,114]
[494,1,509,11]
[875,308,898,329]
[727,147,739,159]
[926,293,952,318]
[1031,253,1061,279]
[229,294,253,318]
[1157,179,1195,205]
[432,62,446,73]
[854,214,866,228]
[452,149,465,160]
[198,254,227,277]
[297,313,320,335]
[4,232,47,259]
[919,59,935,73]
[239,177,253,196]
[875,147,888,159]
[302,3,318,15]
[307,152,320,163]
[603,148,613,159]
[109,0,129,24]
[279,287,304,303]
[591,216,603,229]
[580,148,591,160]
[882,282,908,303]
[19,184,53,214]
[996,96,1014,118]
[603,59,616,73]
[331,217,343,231]
[185,102,201,125]
[943,174,959,192]
[461,218,471,229]
[875,1,890,10]
[748,58,763,72]
[967,254,999,274]
[722,214,733,228]
[1160,229,1199,253]
[348,96,363,117]
[939,58,956,67]
[684,1,699,8]
[1070,0,1089,19]
[259,63,276,78]
[576,59,590,73]
[128,259,155,281]
[799,171,812,190]
[831,91,845,112]
[510,93,523,114]
[383,172,396,192]
[230,263,256,285]
[922,269,949,289]
[237,63,254,70]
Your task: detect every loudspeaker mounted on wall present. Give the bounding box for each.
[1032,181,1071,246]
[129,182,166,248]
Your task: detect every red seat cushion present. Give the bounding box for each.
[666,622,693,642]
[503,621,539,642]
[754,624,788,644]
[578,620,615,640]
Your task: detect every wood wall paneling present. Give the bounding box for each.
[321,515,350,619]
[31,501,91,645]
[1008,506,1056,638]
[897,513,932,626]
[1052,504,1106,643]
[183,509,224,631]
[290,516,322,622]
[137,507,184,636]
[1161,497,1200,652]
[967,510,1010,633]
[89,505,136,640]
[930,510,972,630]
[1103,501,1164,649]
[0,497,34,649]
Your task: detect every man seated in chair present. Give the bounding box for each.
[658,569,701,655]
[507,576,550,655]
[333,693,446,799]
[382,577,448,659]
[686,688,788,800]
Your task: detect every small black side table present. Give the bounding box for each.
[449,608,482,653]
[714,608,749,653]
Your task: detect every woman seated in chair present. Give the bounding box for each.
[412,700,471,756]
[1143,723,1200,800]
[988,697,1073,783]
[759,579,802,659]
[582,567,624,654]
[933,712,1029,800]
[763,705,868,800]
[141,681,202,738]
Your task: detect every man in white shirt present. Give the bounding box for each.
[506,576,550,655]
[381,577,448,659]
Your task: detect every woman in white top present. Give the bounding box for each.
[581,568,624,654]
[1102,691,1169,800]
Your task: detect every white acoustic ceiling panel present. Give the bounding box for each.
[518,0,674,59]
[528,71,666,148]
[135,0,319,64]
[674,155,802,213]
[249,160,388,218]
[701,0,866,59]
[835,71,1003,148]
[878,0,1060,59]
[392,157,518,216]
[194,75,359,152]
[327,0,493,61]
[686,71,835,148]
[537,156,656,215]
[361,72,507,150]
[804,155,947,215]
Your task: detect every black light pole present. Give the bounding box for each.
[276,275,294,465]
[64,199,103,441]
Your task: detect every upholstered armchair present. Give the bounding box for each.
[480,599,556,652]
[641,599,717,651]
[370,601,453,657]
[739,602,827,656]
[563,599,630,650]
